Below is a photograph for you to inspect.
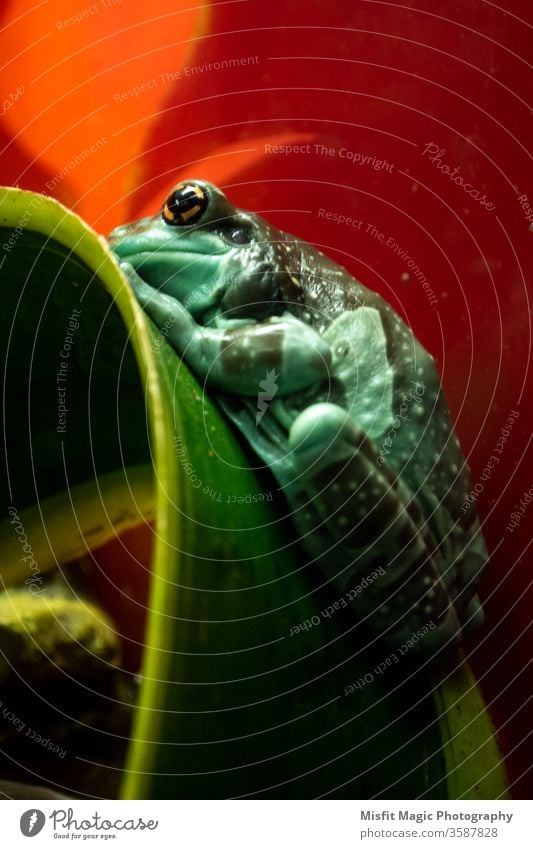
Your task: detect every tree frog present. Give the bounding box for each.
[108,180,488,655]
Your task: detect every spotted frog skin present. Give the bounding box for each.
[108,180,488,655]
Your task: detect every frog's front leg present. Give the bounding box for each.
[283,403,463,652]
[120,262,332,396]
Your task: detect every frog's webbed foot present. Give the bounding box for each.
[284,402,464,654]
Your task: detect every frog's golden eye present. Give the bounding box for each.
[162,182,209,226]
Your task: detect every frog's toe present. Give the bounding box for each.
[413,604,463,654]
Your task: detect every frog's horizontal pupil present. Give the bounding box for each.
[162,183,208,226]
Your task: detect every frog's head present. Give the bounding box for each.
[107,179,305,321]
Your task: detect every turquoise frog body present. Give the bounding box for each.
[108,179,488,654]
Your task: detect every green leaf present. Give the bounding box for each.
[0,187,508,800]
